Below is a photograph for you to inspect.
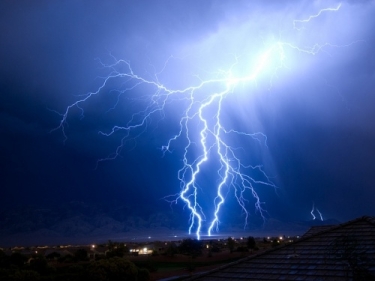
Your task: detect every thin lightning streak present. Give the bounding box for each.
[293,3,342,30]
[310,203,324,222]
[316,209,324,221]
[311,203,316,220]
[53,4,354,239]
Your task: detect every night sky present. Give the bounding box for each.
[1,0,375,236]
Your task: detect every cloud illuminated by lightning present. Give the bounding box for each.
[53,3,354,239]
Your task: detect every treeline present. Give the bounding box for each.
[0,236,264,280]
[0,246,149,281]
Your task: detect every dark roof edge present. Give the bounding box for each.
[187,215,375,280]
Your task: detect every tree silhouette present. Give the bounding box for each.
[87,257,139,281]
[247,236,256,250]
[227,237,235,253]
[178,239,202,258]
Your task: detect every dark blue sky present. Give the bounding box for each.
[1,0,375,232]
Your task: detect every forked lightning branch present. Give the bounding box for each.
[53,3,354,239]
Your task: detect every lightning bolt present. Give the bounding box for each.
[316,209,324,221]
[310,202,324,222]
[293,3,342,30]
[311,203,316,220]
[52,3,354,239]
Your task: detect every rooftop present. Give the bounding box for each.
[189,216,375,280]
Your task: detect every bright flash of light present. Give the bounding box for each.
[53,3,356,239]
